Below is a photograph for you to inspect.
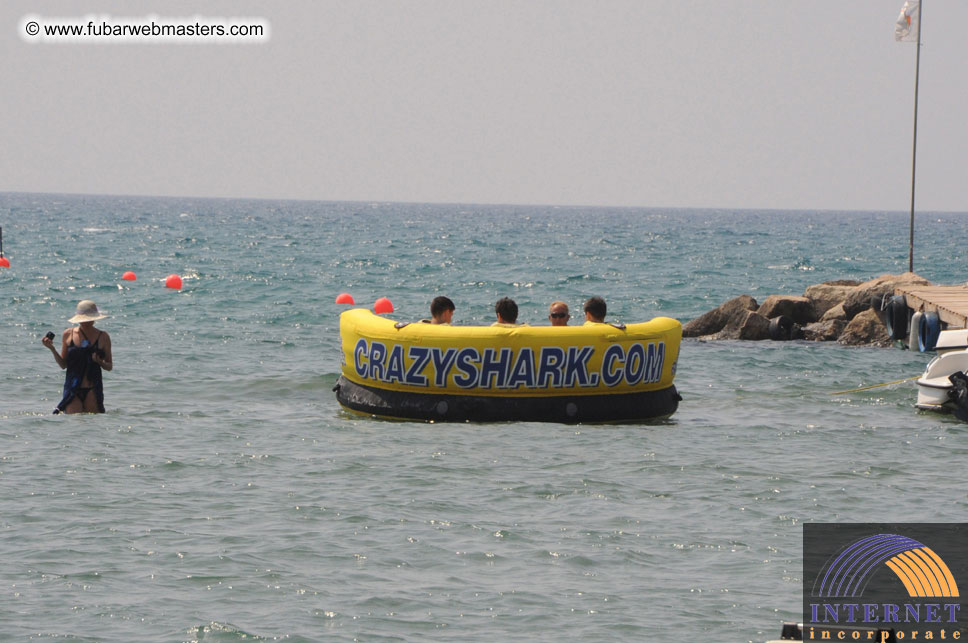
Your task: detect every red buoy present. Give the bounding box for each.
[373,297,394,314]
[0,257,9,268]
[165,274,183,290]
[335,293,355,304]
[122,271,137,281]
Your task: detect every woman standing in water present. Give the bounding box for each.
[41,300,113,414]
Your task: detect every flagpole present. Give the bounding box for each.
[908,0,922,273]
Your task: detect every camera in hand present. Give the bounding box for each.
[45,331,55,341]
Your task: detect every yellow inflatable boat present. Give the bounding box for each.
[334,309,682,423]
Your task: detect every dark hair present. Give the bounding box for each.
[583,296,606,321]
[431,296,455,318]
[495,297,518,323]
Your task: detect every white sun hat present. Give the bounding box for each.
[68,300,108,323]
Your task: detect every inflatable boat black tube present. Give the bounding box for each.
[335,376,681,424]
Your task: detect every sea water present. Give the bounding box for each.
[1,193,966,642]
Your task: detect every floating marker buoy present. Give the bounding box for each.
[165,274,183,290]
[122,271,137,281]
[373,297,393,314]
[0,257,9,268]
[335,293,355,304]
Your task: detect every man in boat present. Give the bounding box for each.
[548,301,570,326]
[429,296,455,324]
[583,297,606,324]
[492,297,521,327]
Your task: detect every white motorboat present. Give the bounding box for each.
[915,329,968,418]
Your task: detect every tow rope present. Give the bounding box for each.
[830,376,920,396]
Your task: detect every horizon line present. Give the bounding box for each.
[1,189,965,216]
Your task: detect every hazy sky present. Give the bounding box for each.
[3,1,966,211]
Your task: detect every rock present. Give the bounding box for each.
[682,274,932,346]
[715,310,772,340]
[803,319,848,341]
[820,303,847,322]
[757,295,818,325]
[837,308,893,347]
[842,272,932,320]
[682,295,758,338]
[804,280,861,318]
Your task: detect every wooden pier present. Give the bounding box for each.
[896,285,968,328]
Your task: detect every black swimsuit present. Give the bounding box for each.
[55,329,105,413]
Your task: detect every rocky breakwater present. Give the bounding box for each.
[682,273,931,346]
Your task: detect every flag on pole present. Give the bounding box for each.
[895,0,920,42]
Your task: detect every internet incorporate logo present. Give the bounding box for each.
[814,533,959,599]
[803,524,967,640]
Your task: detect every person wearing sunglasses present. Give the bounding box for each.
[548,301,570,326]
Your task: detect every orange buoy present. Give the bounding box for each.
[165,274,183,290]
[335,293,355,304]
[373,297,394,314]
[122,271,137,281]
[0,257,9,268]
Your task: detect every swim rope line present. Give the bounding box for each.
[829,376,920,396]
